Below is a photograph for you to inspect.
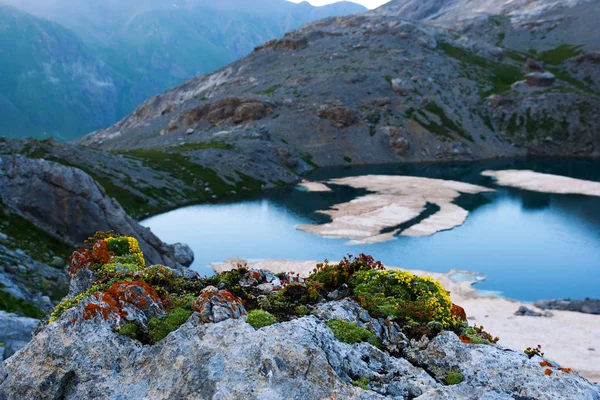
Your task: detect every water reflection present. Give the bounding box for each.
[142,157,600,302]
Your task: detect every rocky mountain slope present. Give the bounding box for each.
[0,0,366,140]
[0,5,130,140]
[0,151,197,354]
[1,247,598,399]
[78,0,600,165]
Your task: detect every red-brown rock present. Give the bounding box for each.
[451,303,468,322]
[192,287,246,323]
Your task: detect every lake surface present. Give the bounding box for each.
[141,158,600,302]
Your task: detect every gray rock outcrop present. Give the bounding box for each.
[535,298,600,315]
[0,155,191,267]
[0,311,38,361]
[1,297,598,399]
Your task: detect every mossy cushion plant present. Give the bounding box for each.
[352,377,370,390]
[326,320,380,347]
[351,269,455,327]
[445,371,464,385]
[148,308,193,342]
[247,310,276,329]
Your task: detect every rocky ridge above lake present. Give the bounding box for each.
[77,0,600,165]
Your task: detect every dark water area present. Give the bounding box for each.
[142,157,600,302]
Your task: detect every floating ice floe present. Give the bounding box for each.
[482,170,600,197]
[296,180,332,192]
[297,175,494,244]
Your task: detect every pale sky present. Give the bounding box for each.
[287,0,392,10]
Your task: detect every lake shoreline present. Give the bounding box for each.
[212,258,600,383]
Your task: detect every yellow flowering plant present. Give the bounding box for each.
[351,269,455,327]
[105,236,145,268]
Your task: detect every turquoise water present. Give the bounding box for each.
[141,158,600,302]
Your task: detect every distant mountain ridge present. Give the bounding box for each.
[77,0,600,166]
[0,0,366,139]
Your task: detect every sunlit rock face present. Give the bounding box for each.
[297,175,494,244]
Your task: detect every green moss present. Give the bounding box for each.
[538,45,584,65]
[259,291,295,316]
[0,203,72,264]
[111,254,141,265]
[0,289,46,319]
[439,42,523,96]
[234,170,265,192]
[256,84,282,96]
[247,309,276,329]
[119,322,138,340]
[506,113,519,136]
[343,156,352,163]
[295,305,310,316]
[352,377,371,390]
[446,371,463,385]
[147,307,192,342]
[106,237,130,256]
[301,152,319,168]
[170,142,233,152]
[326,320,380,347]
[424,102,473,142]
[546,67,596,94]
[481,115,494,132]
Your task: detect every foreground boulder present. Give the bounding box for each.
[1,298,598,399]
[2,246,598,399]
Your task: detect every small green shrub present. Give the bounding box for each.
[169,293,197,309]
[259,291,294,315]
[106,237,131,256]
[119,323,138,340]
[308,254,385,291]
[247,310,277,329]
[459,325,500,345]
[524,344,544,359]
[352,269,454,327]
[352,376,370,390]
[295,305,310,316]
[148,308,192,342]
[112,254,141,265]
[446,371,463,385]
[326,320,380,347]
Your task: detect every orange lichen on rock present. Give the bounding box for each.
[83,301,110,321]
[459,335,472,344]
[544,368,553,376]
[91,240,114,264]
[82,282,165,322]
[106,281,163,311]
[540,361,554,368]
[561,368,572,374]
[192,289,247,323]
[68,249,94,277]
[451,304,467,322]
[251,271,261,280]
